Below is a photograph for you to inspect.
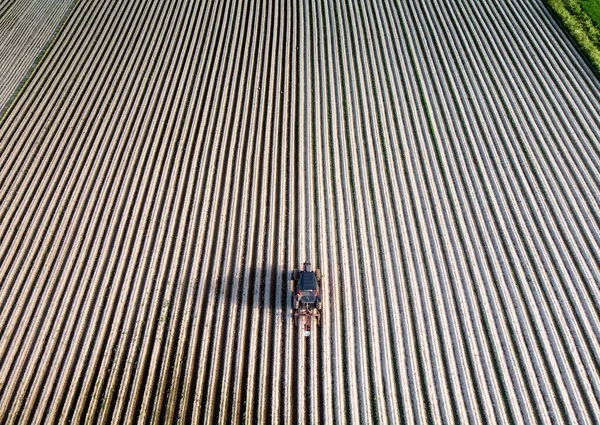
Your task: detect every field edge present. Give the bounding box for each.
[543,0,600,74]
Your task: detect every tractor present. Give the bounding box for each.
[292,262,322,336]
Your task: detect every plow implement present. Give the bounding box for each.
[294,306,321,337]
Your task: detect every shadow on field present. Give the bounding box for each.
[209,265,296,322]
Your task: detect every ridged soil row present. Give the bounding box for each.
[413,0,558,421]
[414,0,560,422]
[419,0,598,422]
[369,2,441,423]
[0,0,301,421]
[409,1,540,423]
[176,0,254,420]
[99,3,208,423]
[408,3,512,424]
[35,0,190,420]
[7,0,162,410]
[436,1,565,421]
[283,1,298,423]
[188,0,286,422]
[0,0,205,420]
[250,0,288,421]
[305,0,600,422]
[322,1,372,423]
[0,0,141,287]
[481,0,600,281]
[268,2,293,423]
[432,0,596,420]
[59,0,204,421]
[0,0,110,281]
[318,3,356,421]
[0,0,75,110]
[129,0,237,421]
[203,0,265,421]
[369,1,482,423]
[181,0,255,422]
[300,1,326,423]
[344,1,412,423]
[117,0,242,421]
[191,0,268,420]
[0,0,18,18]
[517,0,600,152]
[123,0,231,421]
[375,3,447,423]
[0,0,156,420]
[356,1,428,423]
[382,3,464,424]
[457,1,600,421]
[488,0,600,413]
[336,0,443,422]
[159,0,243,420]
[309,1,407,423]
[91,0,206,423]
[308,1,336,423]
[402,3,494,423]
[312,3,341,423]
[495,0,600,272]
[295,1,307,422]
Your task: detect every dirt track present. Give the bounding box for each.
[1,0,600,423]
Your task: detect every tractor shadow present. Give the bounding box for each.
[213,265,297,324]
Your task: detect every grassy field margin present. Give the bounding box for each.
[544,0,600,73]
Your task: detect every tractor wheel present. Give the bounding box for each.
[315,269,322,281]
[293,268,299,280]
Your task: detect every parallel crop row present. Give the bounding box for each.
[0,0,599,423]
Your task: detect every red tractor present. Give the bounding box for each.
[292,262,322,336]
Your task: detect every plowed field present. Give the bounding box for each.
[1,0,600,423]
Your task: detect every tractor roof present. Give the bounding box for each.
[299,272,317,290]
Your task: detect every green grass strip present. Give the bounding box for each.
[544,0,600,74]
[582,0,600,28]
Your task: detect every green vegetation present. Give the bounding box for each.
[582,0,600,27]
[545,0,600,73]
